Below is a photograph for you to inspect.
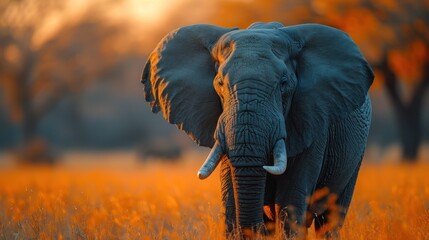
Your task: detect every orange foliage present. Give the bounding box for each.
[389,40,429,85]
[0,154,428,239]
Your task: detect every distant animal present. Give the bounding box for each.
[141,22,373,239]
[137,142,182,161]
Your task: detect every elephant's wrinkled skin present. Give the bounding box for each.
[141,22,373,238]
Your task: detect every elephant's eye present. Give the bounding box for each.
[214,75,223,87]
[218,76,224,86]
[280,76,288,92]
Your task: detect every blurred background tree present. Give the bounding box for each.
[0,0,144,163]
[0,0,428,163]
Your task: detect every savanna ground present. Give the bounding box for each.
[0,149,428,239]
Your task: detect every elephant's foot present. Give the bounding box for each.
[225,224,268,240]
[277,205,307,239]
[314,210,345,239]
[240,223,268,240]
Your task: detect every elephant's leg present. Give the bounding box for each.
[275,137,327,238]
[314,160,362,238]
[336,159,361,225]
[220,157,236,234]
[315,158,361,238]
[314,96,371,237]
[311,158,364,239]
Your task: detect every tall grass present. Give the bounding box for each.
[0,152,428,239]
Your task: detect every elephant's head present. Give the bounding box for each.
[142,22,373,229]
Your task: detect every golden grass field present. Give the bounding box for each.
[0,151,428,239]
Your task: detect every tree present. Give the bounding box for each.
[0,0,129,162]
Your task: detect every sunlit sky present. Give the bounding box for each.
[105,0,183,23]
[33,0,183,48]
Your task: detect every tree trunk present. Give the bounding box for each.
[397,103,422,162]
[19,52,38,147]
[22,108,37,146]
[382,57,429,162]
[15,51,52,164]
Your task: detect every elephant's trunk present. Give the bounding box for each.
[233,166,266,230]
[221,103,285,234]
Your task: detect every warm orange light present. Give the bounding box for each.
[28,0,180,49]
[104,0,182,25]
[0,157,428,239]
[389,40,429,85]
[4,44,21,65]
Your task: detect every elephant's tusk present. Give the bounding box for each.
[197,141,224,180]
[263,139,287,175]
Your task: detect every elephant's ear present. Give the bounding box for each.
[279,24,374,156]
[142,24,237,147]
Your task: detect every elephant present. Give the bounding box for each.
[141,22,373,239]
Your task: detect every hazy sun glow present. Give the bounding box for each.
[32,0,181,48]
[121,0,180,23]
[102,0,185,27]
